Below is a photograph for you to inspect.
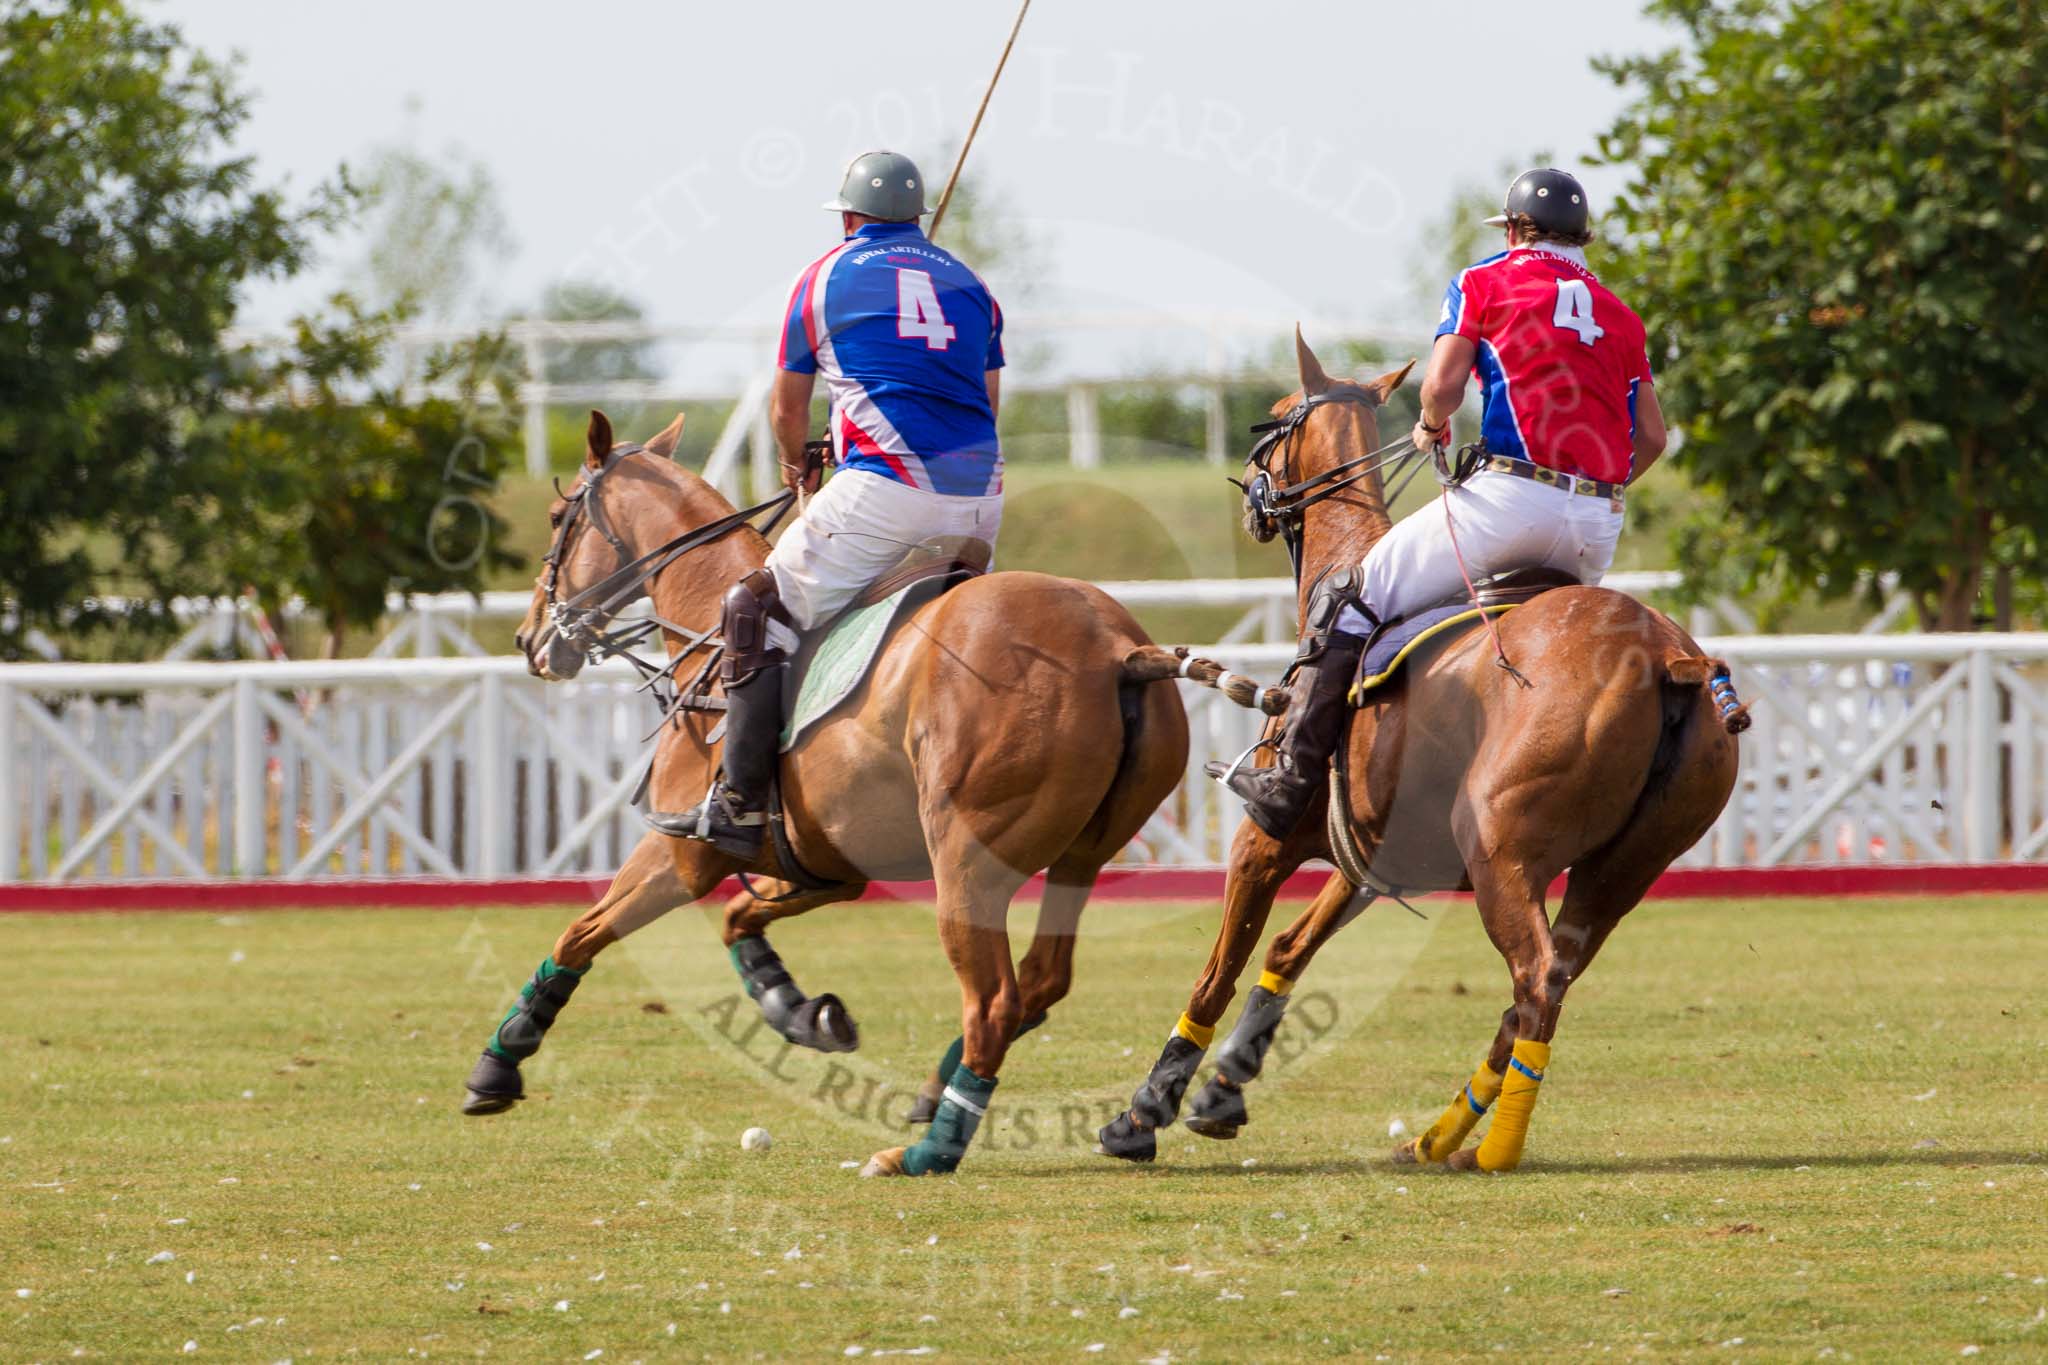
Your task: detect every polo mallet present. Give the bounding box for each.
[927,0,1032,244]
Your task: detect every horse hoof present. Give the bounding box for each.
[859,1147,908,1178]
[1446,1148,1483,1173]
[1389,1138,1422,1165]
[1095,1111,1157,1164]
[788,994,860,1053]
[461,1051,522,1116]
[1185,1076,1248,1140]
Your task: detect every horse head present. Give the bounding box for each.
[515,408,702,680]
[1235,328,1415,548]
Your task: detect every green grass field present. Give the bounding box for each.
[5,894,2045,1361]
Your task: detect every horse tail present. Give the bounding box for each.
[1120,645,1288,715]
[1664,655,1752,735]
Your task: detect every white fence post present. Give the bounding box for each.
[1203,381,1228,466]
[473,672,509,877]
[1965,644,1999,861]
[0,680,16,881]
[232,676,265,877]
[1066,385,1102,470]
[522,334,549,478]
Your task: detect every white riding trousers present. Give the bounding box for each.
[764,468,1004,642]
[1336,469,1624,634]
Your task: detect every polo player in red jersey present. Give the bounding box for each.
[1217,168,1670,838]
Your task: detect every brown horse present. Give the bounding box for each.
[464,411,1264,1177]
[1099,334,1744,1173]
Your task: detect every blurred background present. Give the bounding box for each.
[20,0,2041,665]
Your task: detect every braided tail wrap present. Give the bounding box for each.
[1120,646,1287,715]
[1473,1039,1549,1172]
[1410,1059,1505,1163]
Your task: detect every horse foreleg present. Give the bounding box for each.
[723,880,868,1055]
[460,831,710,1116]
[906,870,1089,1127]
[1183,872,1367,1140]
[1098,818,1309,1163]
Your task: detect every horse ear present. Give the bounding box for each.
[645,411,687,459]
[1294,325,1330,396]
[1366,359,1417,405]
[585,410,614,470]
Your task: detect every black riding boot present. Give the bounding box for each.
[1205,629,1366,840]
[660,660,784,859]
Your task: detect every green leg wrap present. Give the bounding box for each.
[486,957,584,1062]
[901,1063,997,1176]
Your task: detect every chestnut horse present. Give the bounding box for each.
[1100,334,1744,1173]
[463,411,1262,1178]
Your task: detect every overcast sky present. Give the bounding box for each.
[165,0,1674,354]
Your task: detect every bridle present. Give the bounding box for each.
[537,443,796,687]
[1236,386,1424,580]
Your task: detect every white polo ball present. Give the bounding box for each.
[740,1126,773,1153]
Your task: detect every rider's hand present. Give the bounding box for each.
[781,456,823,496]
[1411,419,1450,455]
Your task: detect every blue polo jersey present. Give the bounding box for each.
[778,221,1006,496]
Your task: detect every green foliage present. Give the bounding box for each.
[1594,0,2048,629]
[210,298,523,647]
[0,0,337,650]
[0,2,523,657]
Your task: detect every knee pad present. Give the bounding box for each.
[719,569,792,684]
[1296,566,1368,666]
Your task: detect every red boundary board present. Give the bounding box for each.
[4,863,2047,913]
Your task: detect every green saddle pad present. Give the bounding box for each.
[778,583,923,752]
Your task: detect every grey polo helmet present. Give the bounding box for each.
[823,150,931,222]
[1483,167,1591,238]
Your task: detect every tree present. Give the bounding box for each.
[205,298,524,656]
[0,0,336,652]
[526,279,661,386]
[349,136,515,326]
[1594,0,2048,630]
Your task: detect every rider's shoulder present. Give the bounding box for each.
[1453,250,1513,285]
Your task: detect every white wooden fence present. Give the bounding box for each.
[3,635,2044,883]
[38,571,1840,664]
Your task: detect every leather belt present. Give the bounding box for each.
[1480,455,1625,510]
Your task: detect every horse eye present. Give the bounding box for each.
[549,507,564,527]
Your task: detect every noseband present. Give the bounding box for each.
[1238,387,1422,580]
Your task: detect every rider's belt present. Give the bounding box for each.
[1480,455,1625,511]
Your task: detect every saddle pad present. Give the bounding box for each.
[1349,602,1520,704]
[778,582,927,752]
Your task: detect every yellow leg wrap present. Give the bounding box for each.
[1256,969,1295,997]
[1473,1039,1550,1173]
[1174,1012,1216,1048]
[1413,1059,1505,1163]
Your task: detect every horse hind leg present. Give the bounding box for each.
[1183,872,1367,1140]
[725,879,869,1054]
[863,850,1031,1178]
[906,870,1086,1127]
[462,831,705,1116]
